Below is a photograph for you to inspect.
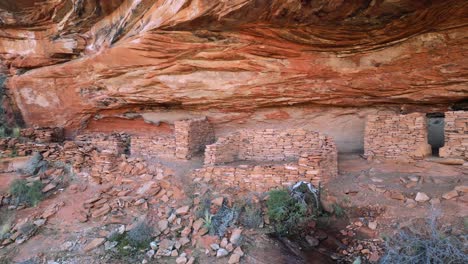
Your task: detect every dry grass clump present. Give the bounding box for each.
[381,211,468,264]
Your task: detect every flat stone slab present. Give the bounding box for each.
[0,156,30,173]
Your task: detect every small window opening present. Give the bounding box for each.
[427,113,445,156]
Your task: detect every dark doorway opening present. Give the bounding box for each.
[426,113,445,156]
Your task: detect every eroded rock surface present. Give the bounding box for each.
[0,0,467,132]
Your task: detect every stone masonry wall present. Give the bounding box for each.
[76,133,129,155]
[204,133,241,165]
[205,129,328,165]
[129,117,214,160]
[440,111,468,160]
[175,117,215,159]
[237,129,325,162]
[197,129,338,192]
[130,135,176,158]
[20,127,64,143]
[364,113,431,160]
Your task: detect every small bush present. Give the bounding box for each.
[203,210,213,230]
[10,147,17,157]
[126,221,154,248]
[11,127,20,138]
[109,221,154,260]
[0,126,21,138]
[9,179,44,207]
[210,205,240,237]
[195,192,212,219]
[0,222,10,240]
[267,189,314,236]
[240,200,263,228]
[381,211,468,264]
[332,203,345,218]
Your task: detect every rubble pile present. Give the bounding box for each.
[0,137,62,160]
[0,202,63,248]
[60,140,96,171]
[75,133,129,155]
[20,127,64,143]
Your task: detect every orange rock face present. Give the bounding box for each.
[1,0,467,132]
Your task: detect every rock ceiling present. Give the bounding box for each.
[0,0,467,129]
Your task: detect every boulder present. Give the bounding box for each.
[415,192,430,202]
[216,248,229,258]
[442,190,459,200]
[83,238,106,252]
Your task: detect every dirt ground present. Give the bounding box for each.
[330,155,467,231]
[0,153,466,263]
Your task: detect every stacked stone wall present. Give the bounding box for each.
[130,135,176,158]
[237,129,325,162]
[20,127,64,143]
[440,111,468,160]
[205,129,328,165]
[130,117,214,160]
[197,129,338,191]
[204,133,240,165]
[75,133,129,155]
[364,113,431,160]
[175,117,215,159]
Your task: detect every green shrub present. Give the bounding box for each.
[203,210,213,230]
[10,147,17,157]
[267,189,313,236]
[0,126,21,138]
[9,179,44,207]
[126,221,154,248]
[109,220,154,260]
[332,203,345,218]
[0,222,10,240]
[11,127,20,138]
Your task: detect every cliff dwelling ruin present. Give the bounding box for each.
[0,1,467,263]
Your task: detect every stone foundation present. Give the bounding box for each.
[440,111,468,160]
[195,129,337,192]
[364,113,431,160]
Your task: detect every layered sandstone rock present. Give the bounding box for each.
[0,0,467,134]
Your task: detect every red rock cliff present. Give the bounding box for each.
[1,0,467,131]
